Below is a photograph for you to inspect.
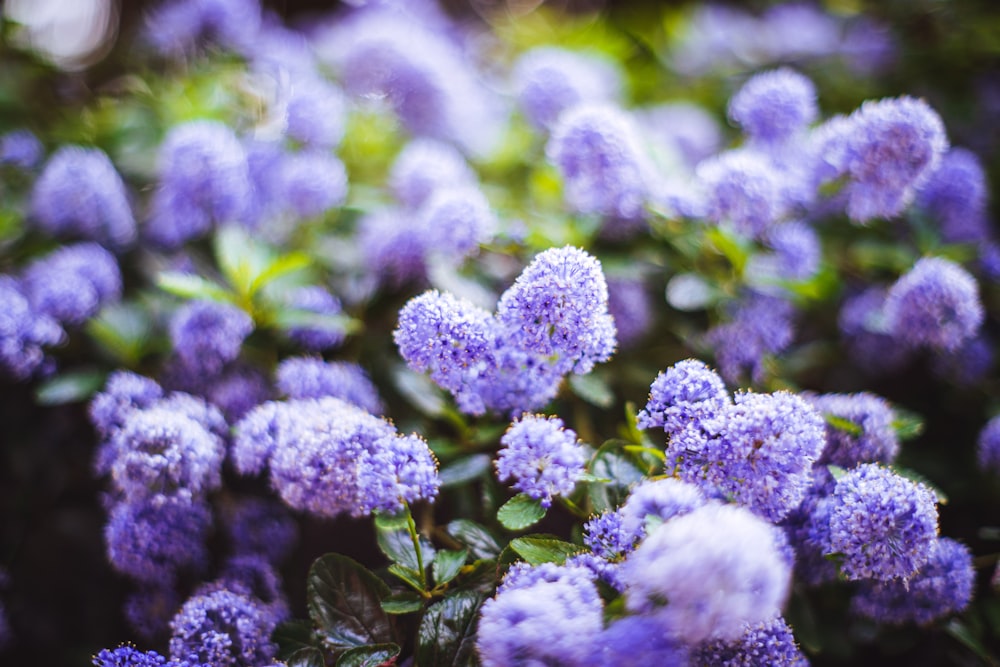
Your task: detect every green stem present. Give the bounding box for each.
[404,502,427,590]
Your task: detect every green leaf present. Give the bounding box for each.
[376,520,421,572]
[827,465,848,481]
[286,647,326,667]
[272,309,361,336]
[706,226,752,273]
[336,643,401,667]
[380,592,425,615]
[510,536,582,565]
[824,414,863,436]
[86,303,153,365]
[892,408,924,441]
[307,554,396,655]
[417,591,486,667]
[157,271,234,304]
[432,549,468,586]
[387,564,425,593]
[273,619,320,661]
[568,373,614,408]
[497,494,546,531]
[446,520,501,560]
[944,620,994,663]
[577,472,611,483]
[35,370,106,405]
[392,366,446,417]
[439,455,492,488]
[249,251,311,295]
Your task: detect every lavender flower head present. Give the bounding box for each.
[584,510,635,560]
[89,371,164,439]
[417,185,497,260]
[637,359,730,435]
[694,616,809,666]
[146,0,262,57]
[546,103,654,224]
[276,150,348,219]
[838,286,912,374]
[104,495,212,584]
[696,150,788,238]
[146,121,252,249]
[498,561,595,596]
[883,256,983,352]
[477,569,603,667]
[0,129,43,169]
[822,96,948,222]
[851,537,975,626]
[729,68,818,145]
[621,502,791,642]
[276,356,382,414]
[638,101,722,167]
[496,246,617,375]
[618,477,707,542]
[917,148,990,243]
[284,76,347,150]
[598,615,690,667]
[357,208,428,288]
[808,392,899,467]
[281,286,346,351]
[22,243,122,326]
[512,47,622,131]
[388,138,477,209]
[707,293,796,385]
[977,415,1000,476]
[169,300,254,375]
[29,146,136,249]
[764,221,821,281]
[495,414,586,508]
[169,588,278,667]
[93,645,198,667]
[826,463,939,581]
[0,276,64,380]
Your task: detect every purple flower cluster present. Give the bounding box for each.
[618,477,707,541]
[696,150,790,239]
[275,356,382,414]
[395,246,617,415]
[495,414,586,508]
[637,358,730,434]
[168,588,278,667]
[917,148,990,243]
[22,243,122,326]
[233,397,438,517]
[729,68,818,145]
[146,0,262,57]
[694,616,809,666]
[513,47,622,131]
[169,300,254,376]
[0,129,43,169]
[0,276,64,380]
[807,392,899,467]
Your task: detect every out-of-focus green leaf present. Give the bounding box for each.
[439,455,492,488]
[157,271,234,304]
[86,303,154,365]
[509,536,582,565]
[569,373,615,408]
[35,370,106,405]
[824,414,863,436]
[307,554,396,655]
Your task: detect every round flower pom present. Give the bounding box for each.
[281,286,346,352]
[169,588,277,667]
[22,242,122,326]
[851,537,975,626]
[728,68,818,144]
[146,0,262,57]
[636,358,730,435]
[976,415,1000,476]
[169,300,254,376]
[694,616,809,666]
[584,510,634,560]
[696,149,788,239]
[276,357,382,414]
[495,414,586,508]
[826,463,939,581]
[621,502,791,642]
[0,276,65,381]
[388,138,476,209]
[917,148,990,243]
[706,293,795,386]
[92,645,179,667]
[284,76,347,150]
[597,615,690,667]
[883,256,983,352]
[276,150,348,218]
[417,185,497,260]
[0,129,43,169]
[808,392,899,467]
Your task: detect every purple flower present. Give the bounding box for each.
[512,47,622,131]
[388,138,476,209]
[498,561,595,596]
[281,286,346,351]
[821,96,948,223]
[598,616,690,667]
[284,76,347,150]
[169,300,254,376]
[637,359,730,434]
[477,571,603,667]
[276,357,382,414]
[93,645,195,667]
[808,392,899,467]
[207,555,290,623]
[146,0,262,57]
[21,242,122,326]
[694,616,809,666]
[781,472,839,587]
[89,372,164,439]
[495,414,586,508]
[584,510,634,560]
[0,129,43,169]
[230,401,288,476]
[220,496,299,564]
[619,478,707,543]
[729,68,818,145]
[917,148,990,243]
[546,103,653,224]
[826,464,939,581]
[707,293,796,385]
[169,588,278,667]
[883,257,983,352]
[146,121,251,249]
[697,150,788,238]
[764,221,821,281]
[276,150,347,218]
[105,495,212,584]
[358,208,428,288]
[30,146,135,249]
[621,503,791,642]
[931,334,995,387]
[200,364,272,422]
[418,185,496,260]
[851,537,975,625]
[496,246,617,376]
[0,276,64,380]
[977,415,1000,476]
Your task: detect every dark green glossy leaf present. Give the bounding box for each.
[417,591,486,667]
[944,620,993,663]
[510,536,582,565]
[497,494,546,531]
[273,619,320,661]
[376,522,421,572]
[568,373,614,408]
[381,591,425,615]
[286,647,325,667]
[35,370,106,405]
[307,554,395,654]
[388,564,425,593]
[432,549,468,586]
[336,643,400,667]
[439,454,492,488]
[446,520,501,560]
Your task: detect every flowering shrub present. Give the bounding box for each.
[1,0,1000,665]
